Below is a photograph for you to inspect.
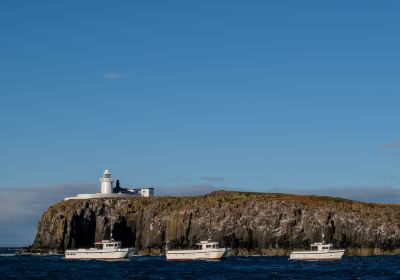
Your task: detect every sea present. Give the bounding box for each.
[0,248,399,279]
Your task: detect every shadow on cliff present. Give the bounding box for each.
[112,216,135,248]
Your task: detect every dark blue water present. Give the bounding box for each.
[1,248,399,279]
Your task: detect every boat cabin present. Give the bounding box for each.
[310,242,333,251]
[94,240,122,250]
[196,240,220,250]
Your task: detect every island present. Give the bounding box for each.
[23,190,400,256]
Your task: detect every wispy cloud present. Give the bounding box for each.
[0,183,96,247]
[202,176,225,182]
[170,176,194,182]
[103,72,125,80]
[380,140,400,148]
[380,174,399,180]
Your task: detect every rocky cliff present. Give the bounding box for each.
[27,191,400,256]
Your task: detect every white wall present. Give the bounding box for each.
[140,188,154,197]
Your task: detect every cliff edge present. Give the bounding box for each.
[26,190,400,256]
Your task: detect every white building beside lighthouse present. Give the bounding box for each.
[64,169,155,200]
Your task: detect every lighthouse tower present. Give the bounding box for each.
[100,169,113,194]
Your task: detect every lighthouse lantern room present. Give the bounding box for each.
[100,169,113,194]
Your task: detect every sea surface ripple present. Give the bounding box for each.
[0,248,399,279]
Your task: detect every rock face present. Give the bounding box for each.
[29,191,400,256]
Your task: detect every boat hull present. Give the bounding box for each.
[289,249,345,261]
[166,248,231,260]
[65,248,132,259]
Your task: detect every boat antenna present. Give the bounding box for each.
[322,233,325,244]
[166,241,170,252]
[110,224,114,241]
[208,229,212,241]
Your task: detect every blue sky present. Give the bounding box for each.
[1,1,400,245]
[1,0,400,189]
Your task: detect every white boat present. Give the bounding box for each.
[289,235,345,261]
[166,239,232,261]
[65,239,134,260]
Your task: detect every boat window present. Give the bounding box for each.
[322,246,329,250]
[206,245,212,248]
[311,246,317,251]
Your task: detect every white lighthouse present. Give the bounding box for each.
[100,169,113,194]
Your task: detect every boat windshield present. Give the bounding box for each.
[195,241,220,250]
[93,242,121,249]
[105,243,120,248]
